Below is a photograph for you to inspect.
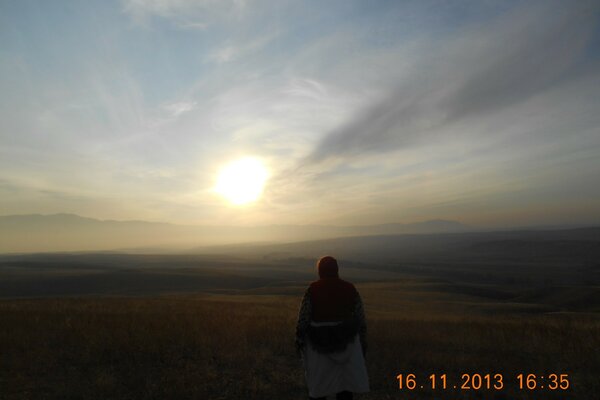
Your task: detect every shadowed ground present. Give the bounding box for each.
[1,229,598,399]
[1,291,599,400]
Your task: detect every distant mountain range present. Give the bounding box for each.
[205,226,600,265]
[0,213,470,253]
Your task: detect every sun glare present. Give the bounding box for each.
[215,157,269,205]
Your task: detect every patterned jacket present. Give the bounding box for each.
[295,281,367,355]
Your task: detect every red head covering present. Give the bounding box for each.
[310,256,357,322]
[317,255,339,278]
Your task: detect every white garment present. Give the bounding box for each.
[303,321,370,398]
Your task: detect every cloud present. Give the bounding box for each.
[207,31,278,64]
[3,0,600,226]
[305,1,600,163]
[122,0,249,27]
[163,101,196,117]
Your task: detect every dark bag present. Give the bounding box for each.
[307,319,359,354]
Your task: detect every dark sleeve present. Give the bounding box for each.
[295,287,312,354]
[354,290,367,355]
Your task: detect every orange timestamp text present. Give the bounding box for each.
[396,373,570,391]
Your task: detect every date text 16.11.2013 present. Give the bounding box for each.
[396,373,570,391]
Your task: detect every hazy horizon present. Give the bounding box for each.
[3,211,600,229]
[1,211,599,254]
[2,0,600,229]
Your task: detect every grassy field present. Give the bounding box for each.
[1,289,599,400]
[1,229,598,399]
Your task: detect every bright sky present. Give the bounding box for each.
[1,0,599,227]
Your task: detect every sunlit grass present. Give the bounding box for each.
[0,294,598,399]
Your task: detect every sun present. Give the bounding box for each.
[215,157,269,205]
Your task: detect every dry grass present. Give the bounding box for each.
[1,293,599,399]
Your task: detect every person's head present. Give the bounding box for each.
[317,255,339,278]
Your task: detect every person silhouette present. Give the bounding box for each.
[295,256,369,400]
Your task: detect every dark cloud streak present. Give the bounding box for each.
[305,1,600,164]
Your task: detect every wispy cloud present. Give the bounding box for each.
[305,1,600,163]
[2,0,600,227]
[122,0,249,27]
[163,101,196,117]
[207,31,278,64]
